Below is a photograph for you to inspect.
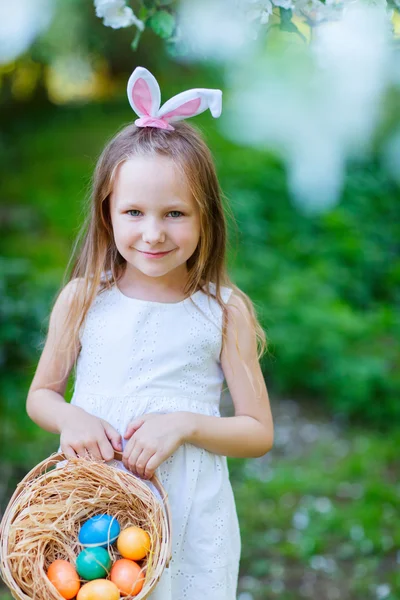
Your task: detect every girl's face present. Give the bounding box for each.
[110,155,200,283]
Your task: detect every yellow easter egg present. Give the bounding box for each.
[77,579,120,600]
[117,527,151,561]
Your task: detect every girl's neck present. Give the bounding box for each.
[118,264,191,303]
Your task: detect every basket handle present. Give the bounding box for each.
[36,451,171,514]
[112,451,169,501]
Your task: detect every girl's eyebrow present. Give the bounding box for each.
[120,199,191,210]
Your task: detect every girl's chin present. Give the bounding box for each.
[129,262,177,277]
[126,259,190,279]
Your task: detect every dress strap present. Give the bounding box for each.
[221,286,233,304]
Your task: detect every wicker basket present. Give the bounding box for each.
[0,451,172,600]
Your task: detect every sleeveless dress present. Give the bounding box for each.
[69,282,241,599]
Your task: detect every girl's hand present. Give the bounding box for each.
[122,412,190,479]
[60,406,123,461]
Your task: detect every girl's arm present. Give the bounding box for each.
[182,293,274,458]
[27,280,81,430]
[26,279,122,460]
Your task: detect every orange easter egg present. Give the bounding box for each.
[47,560,80,599]
[117,527,151,561]
[77,579,120,600]
[110,559,145,596]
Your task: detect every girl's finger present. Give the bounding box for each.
[74,444,87,458]
[63,445,78,459]
[125,444,144,475]
[102,420,123,450]
[143,453,160,480]
[122,438,138,471]
[124,419,145,440]
[135,448,156,479]
[98,437,116,462]
[85,441,103,460]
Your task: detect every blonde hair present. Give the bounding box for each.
[57,122,266,379]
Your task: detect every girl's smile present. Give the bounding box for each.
[135,249,175,258]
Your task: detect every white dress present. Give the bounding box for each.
[69,282,242,599]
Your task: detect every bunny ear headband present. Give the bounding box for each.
[127,66,222,131]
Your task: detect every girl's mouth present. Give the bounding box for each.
[137,249,173,259]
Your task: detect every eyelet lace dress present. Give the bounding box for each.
[69,282,241,599]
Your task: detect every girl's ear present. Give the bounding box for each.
[157,88,222,123]
[127,66,161,118]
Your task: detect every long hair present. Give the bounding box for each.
[56,121,267,381]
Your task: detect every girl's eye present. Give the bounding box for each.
[126,209,183,218]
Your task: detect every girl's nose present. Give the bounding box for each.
[142,220,166,245]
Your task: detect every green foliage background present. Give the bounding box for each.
[1,6,400,597]
[2,89,399,449]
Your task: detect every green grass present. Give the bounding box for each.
[230,402,400,599]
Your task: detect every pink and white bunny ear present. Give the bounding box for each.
[126,66,222,130]
[157,88,222,123]
[127,67,161,119]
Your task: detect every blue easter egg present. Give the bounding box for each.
[78,514,120,547]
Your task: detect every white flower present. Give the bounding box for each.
[246,0,273,24]
[0,0,53,65]
[261,7,273,23]
[272,0,294,10]
[293,0,331,23]
[94,0,144,30]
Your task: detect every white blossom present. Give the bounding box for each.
[223,1,392,211]
[94,0,144,30]
[0,0,53,65]
[261,7,273,23]
[272,0,294,10]
[250,0,274,23]
[178,0,256,62]
[293,0,334,23]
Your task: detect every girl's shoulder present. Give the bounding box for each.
[57,277,85,305]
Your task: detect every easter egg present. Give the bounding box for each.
[78,514,120,547]
[47,560,80,599]
[76,547,111,580]
[110,559,145,596]
[77,579,120,600]
[117,527,151,561]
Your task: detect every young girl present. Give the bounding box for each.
[26,67,273,599]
